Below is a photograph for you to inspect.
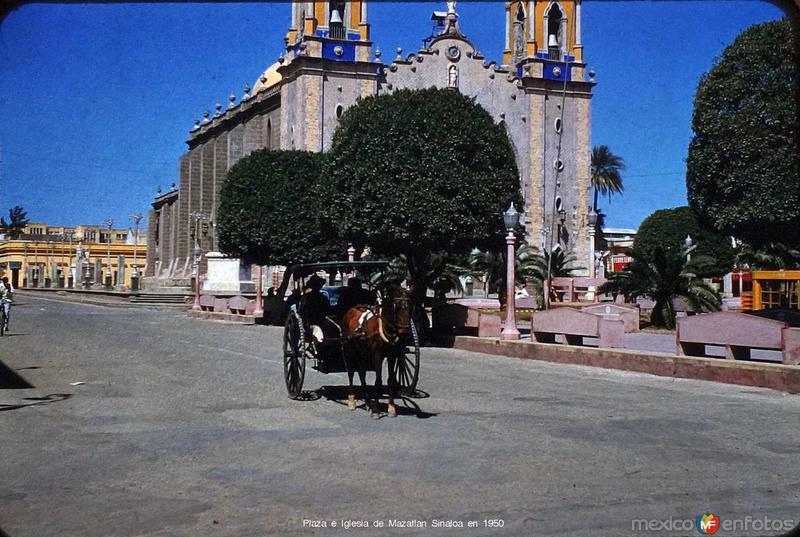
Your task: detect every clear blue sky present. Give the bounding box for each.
[0,1,787,231]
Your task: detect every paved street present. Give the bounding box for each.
[2,294,799,537]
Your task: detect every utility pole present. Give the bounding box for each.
[102,219,114,289]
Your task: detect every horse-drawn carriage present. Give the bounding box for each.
[282,261,421,416]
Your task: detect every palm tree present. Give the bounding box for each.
[599,246,721,329]
[469,243,543,306]
[734,242,800,270]
[527,246,585,306]
[590,145,625,212]
[530,246,584,281]
[366,251,470,299]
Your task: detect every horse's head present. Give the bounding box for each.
[384,286,413,336]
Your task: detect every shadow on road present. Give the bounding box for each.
[0,393,72,412]
[296,385,437,419]
[0,360,33,389]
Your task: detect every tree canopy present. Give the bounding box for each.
[0,206,29,239]
[633,207,734,277]
[686,18,798,247]
[216,150,343,269]
[316,87,521,300]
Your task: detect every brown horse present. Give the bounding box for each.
[341,287,412,419]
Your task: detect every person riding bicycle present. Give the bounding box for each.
[1,276,13,330]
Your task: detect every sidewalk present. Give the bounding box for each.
[17,288,189,308]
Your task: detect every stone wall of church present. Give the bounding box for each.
[149,94,281,278]
[145,190,178,278]
[279,46,379,152]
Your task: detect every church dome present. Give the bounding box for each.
[253,62,283,95]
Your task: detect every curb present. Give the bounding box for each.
[451,336,800,394]
[17,291,188,309]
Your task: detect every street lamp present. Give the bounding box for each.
[501,203,522,341]
[65,231,75,288]
[74,240,83,289]
[22,241,28,288]
[190,212,206,292]
[102,219,114,289]
[58,233,66,287]
[192,240,201,288]
[83,247,92,289]
[33,240,39,287]
[45,239,53,288]
[684,234,693,263]
[129,213,144,291]
[587,208,598,278]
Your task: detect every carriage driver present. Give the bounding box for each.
[336,277,374,316]
[300,274,330,341]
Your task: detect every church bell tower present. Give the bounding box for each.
[279,1,378,152]
[503,1,584,68]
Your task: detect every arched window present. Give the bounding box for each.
[329,1,346,39]
[545,3,564,60]
[266,119,272,149]
[513,4,526,63]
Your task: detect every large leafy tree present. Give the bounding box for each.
[316,88,522,307]
[633,207,734,277]
[0,206,29,239]
[686,18,799,247]
[599,246,721,329]
[216,150,344,293]
[590,145,625,212]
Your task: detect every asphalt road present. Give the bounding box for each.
[1,294,799,537]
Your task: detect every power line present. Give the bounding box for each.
[624,172,685,178]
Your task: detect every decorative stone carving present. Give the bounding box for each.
[448,64,459,89]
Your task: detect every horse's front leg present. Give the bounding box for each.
[371,354,382,420]
[386,351,397,418]
[357,365,368,412]
[346,346,357,411]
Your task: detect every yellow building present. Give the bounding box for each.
[0,223,147,290]
[751,270,800,311]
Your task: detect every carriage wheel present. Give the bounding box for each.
[283,311,306,399]
[393,319,420,396]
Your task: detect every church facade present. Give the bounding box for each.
[145,1,594,285]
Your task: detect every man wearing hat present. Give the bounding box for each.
[300,274,330,341]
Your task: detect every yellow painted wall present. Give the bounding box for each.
[1,228,147,289]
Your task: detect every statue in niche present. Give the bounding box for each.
[514,20,526,62]
[448,64,459,89]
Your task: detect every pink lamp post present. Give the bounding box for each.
[345,244,356,284]
[501,203,521,341]
[193,274,203,311]
[254,265,264,317]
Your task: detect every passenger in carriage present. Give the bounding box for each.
[300,274,330,340]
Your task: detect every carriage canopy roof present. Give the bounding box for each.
[289,260,390,278]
